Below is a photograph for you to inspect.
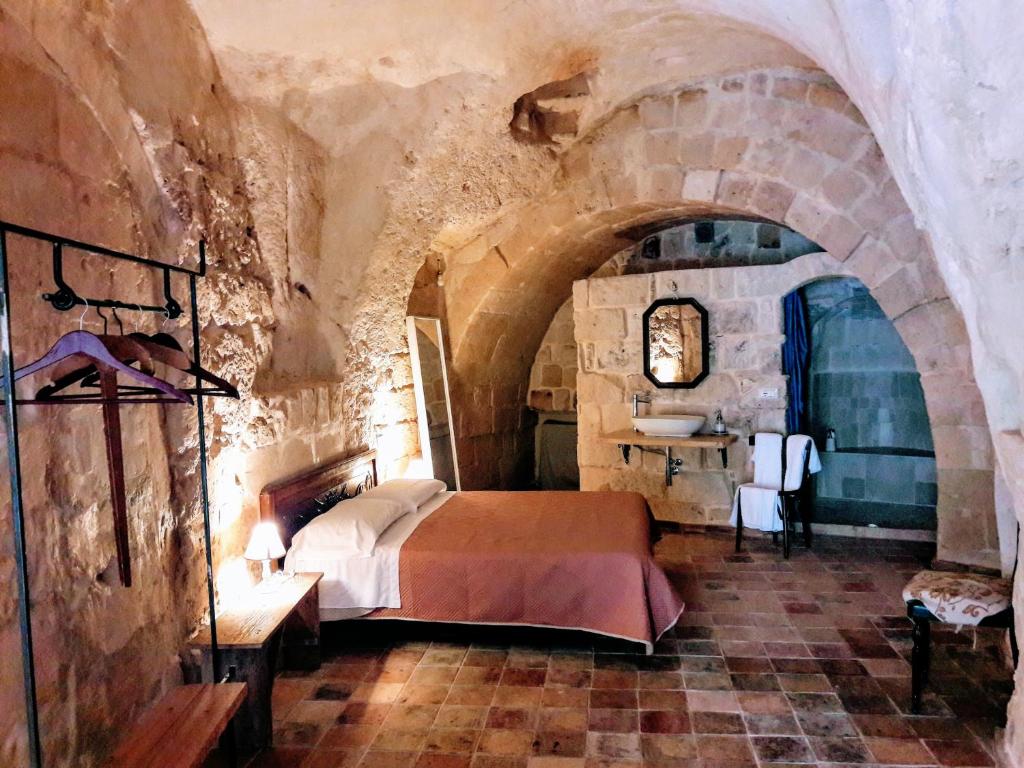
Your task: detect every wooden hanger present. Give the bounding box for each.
[123,332,239,399]
[5,330,192,587]
[15,331,190,403]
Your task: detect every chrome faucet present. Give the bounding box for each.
[632,392,652,420]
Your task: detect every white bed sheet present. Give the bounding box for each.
[283,490,454,617]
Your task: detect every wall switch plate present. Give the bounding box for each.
[758,387,780,399]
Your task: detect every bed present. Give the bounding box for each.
[262,450,684,653]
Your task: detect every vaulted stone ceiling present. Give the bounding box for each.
[188,1,821,385]
[187,0,1024,438]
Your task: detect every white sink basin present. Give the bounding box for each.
[632,414,706,437]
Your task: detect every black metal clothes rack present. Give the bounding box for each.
[0,220,223,768]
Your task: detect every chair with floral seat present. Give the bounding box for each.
[903,566,1017,713]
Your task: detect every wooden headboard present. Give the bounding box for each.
[259,449,378,549]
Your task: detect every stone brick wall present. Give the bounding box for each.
[443,66,944,499]
[576,265,789,524]
[575,252,999,569]
[528,299,577,412]
[528,219,827,414]
[612,220,822,273]
[444,68,996,569]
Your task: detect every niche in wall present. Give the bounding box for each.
[792,277,937,530]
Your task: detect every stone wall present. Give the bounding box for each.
[445,68,997,567]
[442,66,955,501]
[575,252,999,569]
[576,265,787,524]
[529,219,829,415]
[527,299,577,413]
[0,4,385,765]
[0,25,181,765]
[612,219,822,273]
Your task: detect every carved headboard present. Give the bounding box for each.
[259,449,378,549]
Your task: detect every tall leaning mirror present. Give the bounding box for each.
[407,316,461,490]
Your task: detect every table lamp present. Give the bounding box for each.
[244,522,286,583]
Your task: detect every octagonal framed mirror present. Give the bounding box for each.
[642,297,709,388]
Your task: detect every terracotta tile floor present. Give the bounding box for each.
[234,530,1015,768]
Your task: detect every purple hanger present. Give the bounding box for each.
[4,330,193,587]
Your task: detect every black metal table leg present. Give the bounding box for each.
[797,492,812,548]
[219,716,239,768]
[781,496,791,559]
[735,498,743,553]
[910,613,930,714]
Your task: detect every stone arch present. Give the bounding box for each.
[440,67,997,568]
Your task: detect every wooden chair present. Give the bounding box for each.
[904,555,1018,713]
[735,435,814,559]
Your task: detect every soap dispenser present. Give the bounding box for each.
[712,409,727,435]
[825,427,836,452]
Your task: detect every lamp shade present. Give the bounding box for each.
[244,522,286,561]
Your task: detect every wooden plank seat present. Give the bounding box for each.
[111,682,246,768]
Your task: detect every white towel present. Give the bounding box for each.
[751,432,783,487]
[748,432,822,491]
[729,433,822,532]
[729,484,782,532]
[784,434,821,491]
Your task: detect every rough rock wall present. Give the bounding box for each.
[0,19,167,764]
[0,3,345,765]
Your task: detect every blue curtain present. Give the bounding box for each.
[782,290,810,435]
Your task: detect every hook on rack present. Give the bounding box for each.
[94,306,109,335]
[110,307,123,335]
[162,268,182,319]
[44,243,78,311]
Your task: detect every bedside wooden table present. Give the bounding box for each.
[187,572,323,751]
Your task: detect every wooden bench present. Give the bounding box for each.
[111,682,247,768]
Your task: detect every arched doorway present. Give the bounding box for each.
[438,68,998,571]
[787,277,937,533]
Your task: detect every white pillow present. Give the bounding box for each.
[290,496,408,557]
[362,478,447,515]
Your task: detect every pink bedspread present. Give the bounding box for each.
[366,491,684,653]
